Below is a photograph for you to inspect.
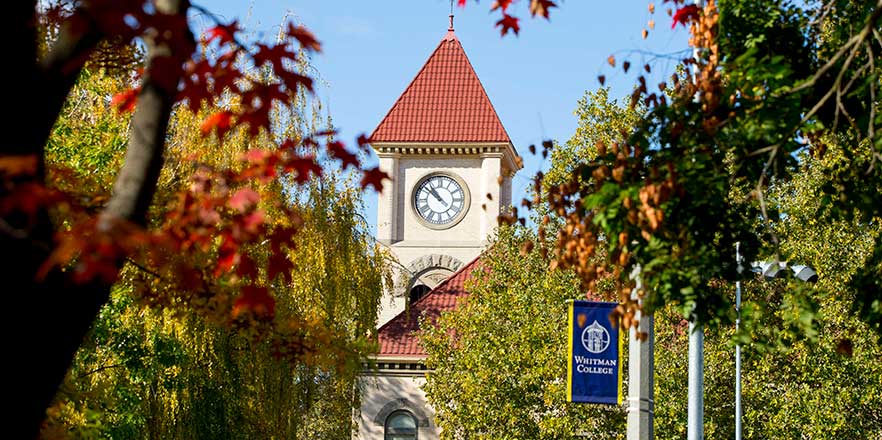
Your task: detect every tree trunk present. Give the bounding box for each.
[2,1,190,437]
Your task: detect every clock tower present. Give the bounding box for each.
[358,18,521,440]
[371,25,521,326]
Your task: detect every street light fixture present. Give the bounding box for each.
[735,252,818,440]
[750,260,818,283]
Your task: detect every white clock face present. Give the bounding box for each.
[414,174,467,226]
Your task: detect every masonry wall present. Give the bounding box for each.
[357,372,439,440]
[375,151,512,327]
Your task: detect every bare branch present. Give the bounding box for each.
[101,0,193,227]
[756,146,780,251]
[787,0,882,95]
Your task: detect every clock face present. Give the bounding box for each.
[413,174,467,226]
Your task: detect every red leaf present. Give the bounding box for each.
[491,0,514,11]
[496,13,520,36]
[529,0,556,19]
[205,20,240,46]
[356,134,372,149]
[241,210,265,235]
[232,285,275,319]
[268,249,295,283]
[216,234,240,276]
[255,82,289,104]
[278,70,314,93]
[237,105,271,136]
[287,24,322,52]
[146,55,183,95]
[0,183,67,217]
[327,141,359,170]
[236,254,258,279]
[242,149,273,164]
[672,5,700,29]
[360,167,391,192]
[458,0,468,6]
[284,156,322,184]
[200,111,234,137]
[143,11,196,57]
[0,155,38,177]
[228,187,260,212]
[111,88,139,112]
[179,60,213,113]
[253,43,298,76]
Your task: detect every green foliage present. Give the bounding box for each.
[544,88,643,189]
[423,226,882,439]
[45,181,386,440]
[40,67,387,438]
[422,226,625,439]
[424,80,882,437]
[542,0,882,334]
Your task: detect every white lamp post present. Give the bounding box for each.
[734,254,817,440]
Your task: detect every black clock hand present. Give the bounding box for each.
[429,187,447,207]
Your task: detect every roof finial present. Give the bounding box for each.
[449,0,454,30]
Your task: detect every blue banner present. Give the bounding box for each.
[567,301,622,404]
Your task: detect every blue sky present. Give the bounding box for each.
[209,0,689,234]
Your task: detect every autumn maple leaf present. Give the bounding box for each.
[284,156,323,184]
[0,155,38,177]
[253,43,297,76]
[228,187,260,212]
[216,234,240,276]
[200,110,233,137]
[529,0,557,19]
[278,69,314,93]
[327,141,359,170]
[237,105,271,137]
[496,13,520,36]
[672,5,700,29]
[236,254,258,279]
[356,134,372,150]
[179,60,214,113]
[232,285,275,319]
[491,0,514,11]
[360,167,391,192]
[287,24,321,52]
[268,249,295,283]
[205,20,240,46]
[111,87,140,112]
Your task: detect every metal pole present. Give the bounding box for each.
[627,264,654,440]
[687,319,704,440]
[687,2,706,438]
[735,243,743,440]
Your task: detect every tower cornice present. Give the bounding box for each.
[372,142,522,173]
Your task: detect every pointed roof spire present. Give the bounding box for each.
[449,0,455,30]
[370,28,512,144]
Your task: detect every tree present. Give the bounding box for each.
[42,181,386,439]
[36,67,388,438]
[490,0,882,336]
[424,87,882,438]
[421,226,623,439]
[2,2,387,436]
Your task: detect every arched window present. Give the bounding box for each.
[385,410,418,440]
[409,284,431,304]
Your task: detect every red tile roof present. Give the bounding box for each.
[377,256,484,357]
[370,30,512,143]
